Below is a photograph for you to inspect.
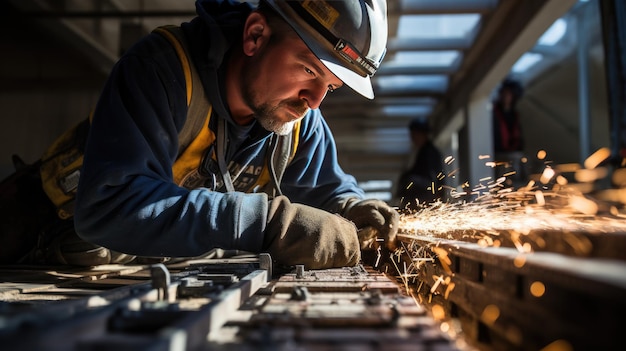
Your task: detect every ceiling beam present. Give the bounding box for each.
[14,10,197,18]
[390,0,498,15]
[322,95,437,107]
[7,0,119,75]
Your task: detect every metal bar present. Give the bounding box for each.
[172,269,268,346]
[398,0,498,15]
[0,261,462,351]
[599,0,626,165]
[394,232,626,350]
[14,10,196,18]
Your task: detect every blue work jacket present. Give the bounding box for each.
[74,0,363,258]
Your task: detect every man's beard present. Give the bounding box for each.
[254,100,307,135]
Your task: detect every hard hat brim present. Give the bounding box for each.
[320,59,374,100]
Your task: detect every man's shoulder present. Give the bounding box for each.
[120,29,182,64]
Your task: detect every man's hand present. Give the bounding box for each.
[342,198,399,251]
[263,196,360,269]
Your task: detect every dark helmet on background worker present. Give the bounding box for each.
[409,117,430,133]
[262,0,388,99]
[497,77,524,104]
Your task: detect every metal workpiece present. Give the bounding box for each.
[295,264,305,279]
[151,263,171,301]
[0,255,269,350]
[289,285,311,301]
[8,227,623,351]
[219,265,460,350]
[177,276,221,298]
[258,252,272,279]
[0,255,461,351]
[394,231,626,351]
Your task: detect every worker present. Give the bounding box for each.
[492,77,526,186]
[493,78,524,154]
[8,0,398,270]
[396,118,444,210]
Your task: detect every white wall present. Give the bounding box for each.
[517,55,610,168]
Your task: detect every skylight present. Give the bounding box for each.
[382,105,434,117]
[512,52,543,73]
[398,14,481,39]
[538,18,567,46]
[510,16,569,74]
[376,75,448,92]
[393,51,460,67]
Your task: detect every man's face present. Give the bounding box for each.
[240,33,343,135]
[502,89,514,108]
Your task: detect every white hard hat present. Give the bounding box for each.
[262,0,388,99]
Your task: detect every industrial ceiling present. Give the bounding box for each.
[5,0,587,198]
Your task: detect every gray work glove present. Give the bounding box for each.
[263,195,361,270]
[341,198,400,251]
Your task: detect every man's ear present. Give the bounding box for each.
[242,12,271,56]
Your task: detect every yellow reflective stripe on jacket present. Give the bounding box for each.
[154,25,214,187]
[172,108,215,186]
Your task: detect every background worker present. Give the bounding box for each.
[35,0,401,269]
[492,77,526,186]
[396,118,444,210]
